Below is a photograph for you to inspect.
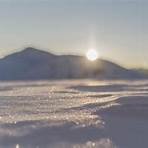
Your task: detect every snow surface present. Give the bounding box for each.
[0,79,148,148]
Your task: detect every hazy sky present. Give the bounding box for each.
[0,0,147,68]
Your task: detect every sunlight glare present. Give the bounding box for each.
[86,49,99,61]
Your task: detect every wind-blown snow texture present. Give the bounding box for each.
[0,79,148,148]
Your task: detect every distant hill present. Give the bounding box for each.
[132,68,148,76]
[0,47,146,80]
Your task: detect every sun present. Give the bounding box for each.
[86,49,99,61]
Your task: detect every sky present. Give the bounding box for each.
[0,0,147,68]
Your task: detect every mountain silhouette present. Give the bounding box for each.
[0,47,145,80]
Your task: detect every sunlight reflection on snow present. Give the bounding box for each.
[50,139,115,148]
[0,80,148,148]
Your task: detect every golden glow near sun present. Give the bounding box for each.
[86,49,98,61]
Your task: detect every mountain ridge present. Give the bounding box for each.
[0,47,146,80]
